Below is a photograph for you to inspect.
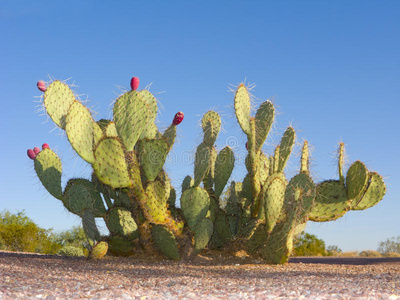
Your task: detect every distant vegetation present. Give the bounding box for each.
[293,232,342,257]
[0,210,87,256]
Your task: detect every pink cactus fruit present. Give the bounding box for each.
[33,147,41,155]
[37,81,47,92]
[42,143,50,150]
[130,77,140,91]
[173,111,184,125]
[246,142,248,150]
[27,149,36,160]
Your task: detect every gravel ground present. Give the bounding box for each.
[0,250,399,299]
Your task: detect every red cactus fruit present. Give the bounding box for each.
[130,77,140,91]
[37,81,47,92]
[33,147,41,155]
[173,111,184,125]
[42,143,50,150]
[27,149,36,160]
[246,142,248,150]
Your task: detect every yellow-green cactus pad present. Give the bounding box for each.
[89,241,108,259]
[277,127,295,173]
[262,173,287,233]
[65,101,100,164]
[234,84,252,135]
[113,91,151,151]
[254,100,274,151]
[351,172,386,210]
[309,180,350,222]
[202,111,221,146]
[137,138,168,182]
[145,180,170,223]
[346,161,369,206]
[43,81,75,129]
[34,149,63,200]
[93,137,131,188]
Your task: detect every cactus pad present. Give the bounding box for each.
[105,207,138,239]
[65,101,99,164]
[351,172,386,210]
[214,146,235,197]
[93,138,131,188]
[277,127,295,173]
[113,91,151,151]
[89,241,108,259]
[234,84,252,135]
[137,139,168,182]
[346,161,369,206]
[194,142,211,187]
[152,225,180,260]
[180,187,210,229]
[43,81,75,129]
[262,173,287,233]
[63,179,107,217]
[34,149,63,200]
[254,100,274,151]
[308,180,350,222]
[193,218,213,254]
[82,209,101,242]
[202,111,221,146]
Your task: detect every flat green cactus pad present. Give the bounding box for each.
[113,91,151,151]
[152,225,181,260]
[262,173,287,233]
[137,139,168,182]
[180,187,210,229]
[254,100,274,151]
[259,221,293,264]
[43,81,75,129]
[351,172,386,210]
[63,179,107,217]
[82,209,100,242]
[234,84,252,135]
[182,175,194,193]
[107,235,136,256]
[308,180,350,222]
[194,142,211,187]
[93,137,131,188]
[214,146,235,197]
[162,125,176,149]
[277,127,295,173]
[202,111,221,146]
[66,101,100,164]
[346,161,369,206]
[34,149,63,200]
[283,173,316,225]
[105,207,138,239]
[193,218,213,254]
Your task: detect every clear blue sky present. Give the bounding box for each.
[1,1,399,252]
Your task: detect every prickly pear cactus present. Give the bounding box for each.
[29,77,386,263]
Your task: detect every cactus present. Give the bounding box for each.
[30,77,386,263]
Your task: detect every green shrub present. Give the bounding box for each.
[57,245,85,257]
[293,232,327,256]
[0,210,61,254]
[383,252,400,258]
[378,236,400,254]
[359,250,382,257]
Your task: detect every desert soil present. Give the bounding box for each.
[0,250,399,299]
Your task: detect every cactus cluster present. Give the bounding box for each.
[29,78,386,263]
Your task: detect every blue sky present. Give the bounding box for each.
[1,1,399,251]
